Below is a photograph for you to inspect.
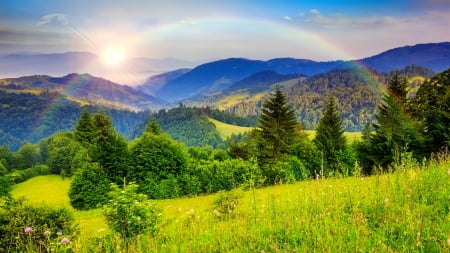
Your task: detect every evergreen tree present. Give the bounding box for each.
[362,72,423,171]
[91,110,130,185]
[313,96,347,175]
[74,107,95,147]
[411,68,450,153]
[255,87,299,165]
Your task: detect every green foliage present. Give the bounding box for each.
[194,159,262,193]
[129,128,188,198]
[14,142,40,170]
[5,165,50,185]
[361,72,423,172]
[0,198,78,252]
[411,68,450,154]
[0,145,14,172]
[314,96,347,175]
[74,107,95,147]
[104,183,162,239]
[68,163,111,210]
[46,132,83,176]
[255,87,299,170]
[212,189,243,219]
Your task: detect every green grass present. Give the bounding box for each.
[208,118,252,139]
[208,118,362,142]
[10,156,450,252]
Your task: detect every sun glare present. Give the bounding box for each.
[101,46,126,66]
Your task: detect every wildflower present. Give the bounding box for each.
[43,230,51,237]
[447,238,450,246]
[61,237,70,243]
[56,232,62,236]
[24,227,33,233]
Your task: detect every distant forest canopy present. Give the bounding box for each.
[0,64,439,151]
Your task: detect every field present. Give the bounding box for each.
[209,118,362,142]
[11,156,450,252]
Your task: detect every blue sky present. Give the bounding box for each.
[1,0,449,62]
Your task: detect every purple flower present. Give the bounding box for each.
[61,237,70,243]
[24,227,33,233]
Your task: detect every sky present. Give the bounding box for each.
[1,0,450,82]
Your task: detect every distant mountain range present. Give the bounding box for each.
[0,52,194,85]
[0,73,165,110]
[140,42,450,102]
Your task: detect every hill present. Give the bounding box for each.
[0,73,165,110]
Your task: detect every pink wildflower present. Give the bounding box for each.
[24,227,33,233]
[61,237,70,243]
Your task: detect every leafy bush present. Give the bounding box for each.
[6,165,50,185]
[212,189,243,219]
[104,183,162,240]
[68,163,110,210]
[0,198,78,252]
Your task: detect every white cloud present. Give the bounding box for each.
[283,16,293,21]
[36,13,69,27]
[310,9,320,15]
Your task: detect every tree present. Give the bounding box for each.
[313,96,347,175]
[411,68,450,154]
[129,121,188,198]
[14,142,40,170]
[361,72,423,171]
[68,163,111,210]
[255,87,299,165]
[46,132,82,176]
[74,107,95,147]
[90,110,130,185]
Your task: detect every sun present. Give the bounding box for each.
[100,46,126,66]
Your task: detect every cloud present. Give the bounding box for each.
[36,13,69,27]
[283,16,292,21]
[310,9,320,15]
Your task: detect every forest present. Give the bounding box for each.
[0,67,449,252]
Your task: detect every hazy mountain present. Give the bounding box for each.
[0,73,165,110]
[358,42,450,72]
[136,68,191,95]
[0,52,194,85]
[152,42,449,102]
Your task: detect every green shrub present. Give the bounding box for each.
[212,189,243,219]
[104,183,162,240]
[0,198,78,252]
[68,163,110,210]
[6,165,50,185]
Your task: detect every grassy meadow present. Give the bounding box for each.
[11,156,450,252]
[209,117,362,142]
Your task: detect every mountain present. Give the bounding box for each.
[0,52,194,85]
[136,68,191,95]
[0,73,165,110]
[359,42,450,72]
[151,42,449,102]
[227,70,304,93]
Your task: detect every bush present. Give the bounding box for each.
[6,165,50,185]
[68,163,110,210]
[212,189,243,219]
[104,183,162,240]
[0,198,78,252]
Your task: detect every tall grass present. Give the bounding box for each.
[12,155,450,252]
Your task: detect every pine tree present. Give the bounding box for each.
[363,71,423,170]
[74,108,95,147]
[411,68,450,153]
[313,96,346,175]
[255,87,299,165]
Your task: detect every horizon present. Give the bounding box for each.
[1,0,450,84]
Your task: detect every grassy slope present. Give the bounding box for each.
[10,157,450,252]
[209,117,361,142]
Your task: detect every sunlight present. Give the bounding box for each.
[100,46,126,66]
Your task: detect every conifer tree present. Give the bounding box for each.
[363,71,423,170]
[255,87,298,165]
[74,107,95,146]
[313,96,346,175]
[411,68,450,153]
